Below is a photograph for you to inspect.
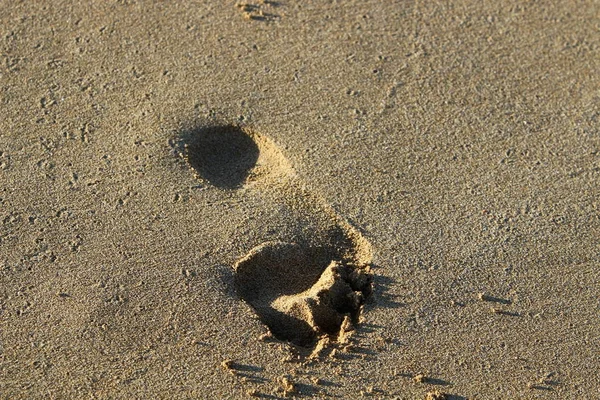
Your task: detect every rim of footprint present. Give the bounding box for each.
[178,124,374,349]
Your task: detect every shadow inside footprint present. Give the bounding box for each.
[181,125,259,188]
[234,242,372,347]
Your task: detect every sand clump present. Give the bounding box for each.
[425,391,449,400]
[234,242,372,347]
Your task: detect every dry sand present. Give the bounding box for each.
[1,1,599,399]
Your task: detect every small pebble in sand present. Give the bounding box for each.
[235,2,254,10]
[258,332,274,341]
[221,359,234,370]
[539,371,556,384]
[413,373,427,383]
[343,344,357,353]
[280,377,296,396]
[246,388,259,397]
[425,390,448,400]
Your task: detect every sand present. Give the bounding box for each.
[1,1,599,398]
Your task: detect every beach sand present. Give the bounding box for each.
[1,1,599,398]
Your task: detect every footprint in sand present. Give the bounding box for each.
[179,125,373,347]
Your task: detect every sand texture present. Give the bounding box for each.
[1,1,599,399]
